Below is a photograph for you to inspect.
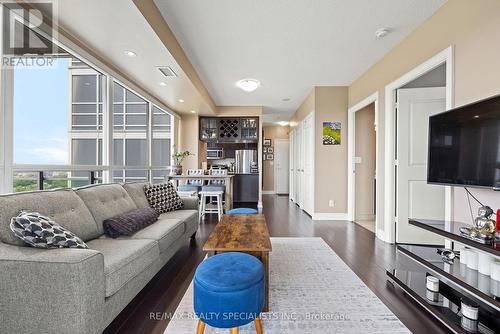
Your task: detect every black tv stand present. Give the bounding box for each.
[386,219,500,334]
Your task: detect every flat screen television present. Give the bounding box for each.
[427,94,500,189]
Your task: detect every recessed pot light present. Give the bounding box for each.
[190,110,196,114]
[158,82,167,86]
[124,50,137,57]
[282,98,291,102]
[178,99,185,103]
[236,79,260,92]
[277,121,289,127]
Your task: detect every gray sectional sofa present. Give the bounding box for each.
[0,182,199,334]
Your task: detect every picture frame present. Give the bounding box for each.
[267,147,274,154]
[263,138,271,146]
[322,121,341,145]
[266,153,274,160]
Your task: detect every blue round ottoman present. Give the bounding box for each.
[194,252,264,333]
[227,208,258,215]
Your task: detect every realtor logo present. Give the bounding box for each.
[1,1,57,67]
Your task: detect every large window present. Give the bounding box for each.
[3,31,174,193]
[13,58,71,165]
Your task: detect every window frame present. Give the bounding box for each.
[0,18,176,193]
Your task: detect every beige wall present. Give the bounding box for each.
[314,87,349,213]
[348,0,500,228]
[290,87,349,214]
[262,126,290,191]
[354,104,376,220]
[290,89,315,128]
[179,114,201,169]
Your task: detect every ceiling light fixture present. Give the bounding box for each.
[282,98,291,102]
[277,121,289,127]
[178,99,185,103]
[158,82,167,86]
[375,28,390,39]
[190,110,196,114]
[236,79,260,92]
[124,50,137,57]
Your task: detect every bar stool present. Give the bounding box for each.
[202,168,227,205]
[177,169,206,193]
[199,190,224,222]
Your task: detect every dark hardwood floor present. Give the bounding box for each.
[104,194,451,334]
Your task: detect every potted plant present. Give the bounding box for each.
[171,149,194,175]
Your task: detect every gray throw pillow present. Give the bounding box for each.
[144,182,184,214]
[10,211,88,249]
[103,207,159,238]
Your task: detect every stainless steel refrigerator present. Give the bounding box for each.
[235,149,258,174]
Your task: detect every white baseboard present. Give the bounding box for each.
[355,214,375,221]
[312,212,349,221]
[262,190,276,195]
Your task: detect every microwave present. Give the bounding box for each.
[207,148,224,159]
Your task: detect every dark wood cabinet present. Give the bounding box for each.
[233,174,259,202]
[200,117,258,143]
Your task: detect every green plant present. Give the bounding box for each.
[172,150,194,166]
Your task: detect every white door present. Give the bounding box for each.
[302,113,314,215]
[289,131,295,201]
[296,124,303,207]
[397,87,446,244]
[275,139,290,194]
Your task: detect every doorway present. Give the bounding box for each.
[274,139,289,194]
[354,103,376,233]
[348,92,380,238]
[384,47,454,244]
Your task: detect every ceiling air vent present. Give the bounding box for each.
[158,66,177,78]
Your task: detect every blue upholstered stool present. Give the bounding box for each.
[227,208,258,215]
[194,252,265,334]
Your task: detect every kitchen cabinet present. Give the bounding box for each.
[200,117,258,143]
[233,174,259,202]
[200,118,218,141]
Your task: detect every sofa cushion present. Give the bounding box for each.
[144,182,183,214]
[160,209,198,222]
[103,207,159,239]
[76,184,138,234]
[0,189,100,246]
[122,182,150,208]
[86,238,159,297]
[10,211,88,249]
[127,217,185,253]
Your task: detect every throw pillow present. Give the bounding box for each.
[103,207,159,238]
[144,182,184,214]
[10,211,88,249]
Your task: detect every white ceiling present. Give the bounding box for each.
[154,0,446,122]
[55,0,214,115]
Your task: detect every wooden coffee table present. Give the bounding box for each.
[203,214,272,312]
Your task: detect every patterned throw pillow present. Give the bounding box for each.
[103,207,159,238]
[144,182,184,214]
[10,211,88,249]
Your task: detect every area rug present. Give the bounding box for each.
[164,237,409,333]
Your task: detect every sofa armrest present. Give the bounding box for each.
[182,197,199,210]
[0,242,106,334]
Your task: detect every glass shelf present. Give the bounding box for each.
[398,244,500,310]
[409,219,500,257]
[387,268,499,334]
